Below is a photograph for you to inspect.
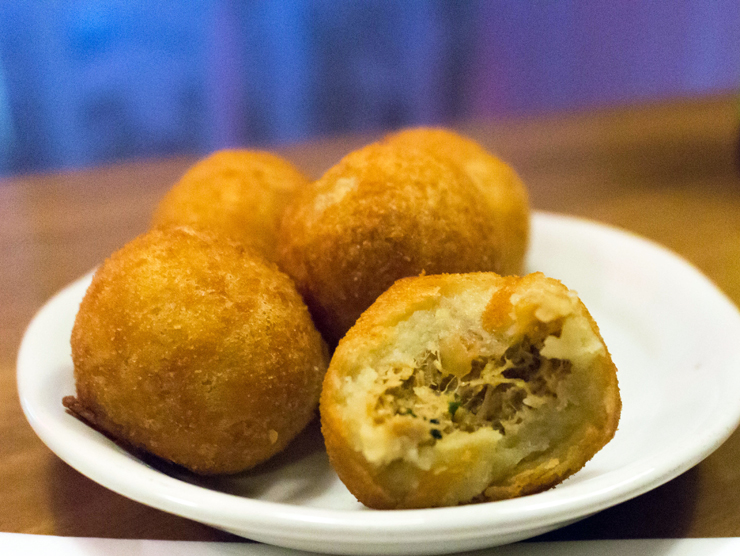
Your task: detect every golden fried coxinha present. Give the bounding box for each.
[153,150,310,261]
[277,138,527,346]
[320,272,621,509]
[66,226,329,474]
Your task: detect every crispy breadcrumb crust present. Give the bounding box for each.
[320,272,620,509]
[276,142,512,346]
[68,226,329,474]
[383,127,530,276]
[152,150,310,261]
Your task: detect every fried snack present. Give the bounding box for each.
[152,150,310,261]
[321,272,620,509]
[384,127,529,275]
[277,142,508,346]
[65,226,329,474]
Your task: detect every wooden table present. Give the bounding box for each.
[2,95,739,543]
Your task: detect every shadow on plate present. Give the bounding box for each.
[172,417,340,504]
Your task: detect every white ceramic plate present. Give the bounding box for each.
[18,212,740,556]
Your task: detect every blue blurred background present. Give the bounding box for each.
[0,0,738,176]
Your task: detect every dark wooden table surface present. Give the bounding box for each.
[2,94,739,543]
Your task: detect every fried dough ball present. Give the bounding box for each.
[384,127,529,275]
[321,272,621,509]
[277,142,509,346]
[152,150,310,261]
[65,226,329,474]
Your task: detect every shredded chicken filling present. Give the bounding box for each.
[373,337,572,441]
